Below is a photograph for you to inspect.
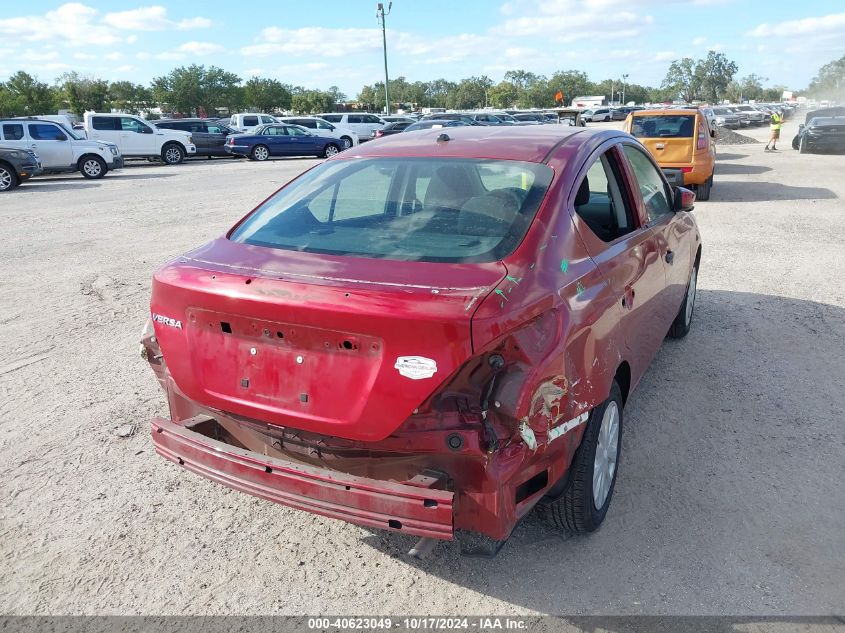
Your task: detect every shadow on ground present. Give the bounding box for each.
[714,163,772,175]
[711,180,837,202]
[358,290,845,615]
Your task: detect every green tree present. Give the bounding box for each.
[488,80,519,108]
[696,51,738,102]
[243,77,292,112]
[0,71,55,116]
[807,54,845,99]
[291,88,334,114]
[326,85,347,105]
[108,81,153,114]
[548,70,592,106]
[661,57,699,102]
[151,65,243,115]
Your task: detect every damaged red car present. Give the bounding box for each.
[142,125,701,555]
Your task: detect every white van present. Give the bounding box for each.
[83,113,196,164]
[317,113,385,141]
[228,113,278,133]
[1,117,123,179]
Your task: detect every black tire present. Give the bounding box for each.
[546,381,623,534]
[78,155,107,179]
[251,144,270,161]
[340,136,353,150]
[668,262,698,339]
[161,143,185,165]
[696,176,712,201]
[791,135,800,150]
[0,162,19,192]
[323,143,341,158]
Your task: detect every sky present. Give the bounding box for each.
[0,0,843,96]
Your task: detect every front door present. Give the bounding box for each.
[283,125,321,155]
[119,117,156,156]
[569,144,669,384]
[621,144,692,317]
[26,122,74,169]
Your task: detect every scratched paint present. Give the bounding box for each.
[494,289,509,301]
[560,259,569,273]
[519,421,538,451]
[505,275,522,284]
[576,280,585,295]
[547,412,589,442]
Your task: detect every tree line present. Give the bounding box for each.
[1,53,835,119]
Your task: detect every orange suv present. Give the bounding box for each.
[624,109,716,200]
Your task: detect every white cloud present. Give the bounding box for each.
[692,36,706,46]
[0,3,120,47]
[155,51,186,61]
[135,52,152,61]
[113,64,135,72]
[24,49,61,62]
[104,52,123,61]
[242,27,383,58]
[504,47,540,59]
[102,6,211,31]
[653,51,676,61]
[177,41,224,55]
[747,12,845,37]
[126,34,138,44]
[73,52,97,60]
[493,3,652,43]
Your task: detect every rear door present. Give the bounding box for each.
[205,122,231,155]
[26,122,74,169]
[1,122,27,152]
[569,142,668,383]
[88,116,121,146]
[621,143,694,325]
[187,121,211,154]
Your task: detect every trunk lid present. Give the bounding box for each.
[151,238,505,442]
[638,136,693,164]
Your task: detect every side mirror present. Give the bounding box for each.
[673,186,696,212]
[710,129,716,138]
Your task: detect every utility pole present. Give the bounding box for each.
[376,2,392,115]
[622,73,629,105]
[610,79,614,106]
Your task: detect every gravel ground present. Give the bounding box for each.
[1,118,843,616]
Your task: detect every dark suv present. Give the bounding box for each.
[155,119,236,157]
[0,145,42,192]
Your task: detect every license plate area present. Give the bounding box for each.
[185,308,383,418]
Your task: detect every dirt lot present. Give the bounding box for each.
[1,118,843,616]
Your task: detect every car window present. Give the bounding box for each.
[315,120,333,130]
[2,123,25,140]
[298,120,317,128]
[206,124,227,134]
[260,116,275,124]
[322,114,342,123]
[287,126,310,136]
[243,116,259,127]
[189,122,207,133]
[229,158,554,263]
[364,115,382,124]
[261,126,286,136]
[347,115,364,124]
[573,151,636,243]
[121,117,152,134]
[622,145,673,222]
[630,115,695,138]
[91,116,119,131]
[28,123,65,140]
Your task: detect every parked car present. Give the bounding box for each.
[142,125,701,555]
[791,107,845,149]
[224,124,342,160]
[1,118,122,179]
[732,105,767,126]
[511,113,547,124]
[581,108,613,122]
[466,113,513,125]
[610,109,629,121]
[155,119,237,157]
[228,113,278,133]
[277,116,359,149]
[317,113,385,140]
[372,120,414,138]
[381,116,414,124]
[625,109,716,200]
[83,113,196,165]
[710,107,742,129]
[420,113,483,125]
[0,145,42,192]
[796,116,845,154]
[404,119,470,131]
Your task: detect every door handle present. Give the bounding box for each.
[665,250,674,264]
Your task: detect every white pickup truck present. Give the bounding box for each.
[83,113,196,164]
[0,117,123,179]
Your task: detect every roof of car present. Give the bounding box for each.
[340,125,604,163]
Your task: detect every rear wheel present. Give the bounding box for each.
[251,144,270,161]
[791,135,800,150]
[546,382,623,534]
[79,155,107,179]
[340,136,353,149]
[696,175,712,201]
[162,143,185,165]
[668,264,698,339]
[323,143,341,158]
[0,163,18,192]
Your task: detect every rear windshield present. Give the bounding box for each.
[630,115,695,138]
[229,158,553,263]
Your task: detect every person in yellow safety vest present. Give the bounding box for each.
[765,111,783,151]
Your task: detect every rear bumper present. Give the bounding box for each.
[151,415,455,540]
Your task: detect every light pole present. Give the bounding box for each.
[622,73,629,105]
[376,2,392,115]
[610,79,614,105]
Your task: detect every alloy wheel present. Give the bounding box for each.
[325,145,340,157]
[0,167,12,191]
[593,401,620,509]
[83,159,102,177]
[165,147,182,164]
[253,146,269,161]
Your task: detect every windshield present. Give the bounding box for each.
[229,157,553,263]
[630,115,696,138]
[54,122,85,140]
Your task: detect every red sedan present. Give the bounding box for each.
[142,125,700,555]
